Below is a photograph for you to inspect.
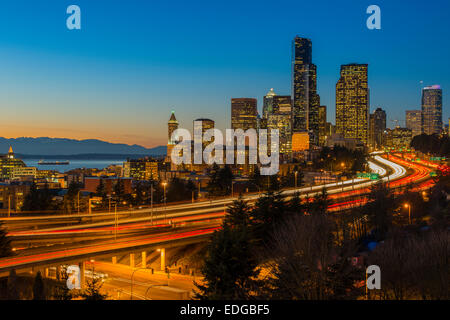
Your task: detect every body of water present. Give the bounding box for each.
[23,159,125,172]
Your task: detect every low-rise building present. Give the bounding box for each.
[384,127,413,149]
[0,182,30,211]
[83,177,132,195]
[12,166,37,180]
[123,158,159,181]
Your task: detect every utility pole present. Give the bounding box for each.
[150,183,154,224]
[295,171,298,189]
[231,181,233,197]
[77,191,80,214]
[115,203,118,241]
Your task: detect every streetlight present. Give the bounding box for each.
[144,283,168,300]
[294,171,298,189]
[404,203,412,224]
[150,183,154,224]
[130,267,147,300]
[114,203,118,241]
[231,180,235,197]
[77,190,81,214]
[162,182,167,223]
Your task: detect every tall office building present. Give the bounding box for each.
[291,36,320,144]
[335,64,369,145]
[369,107,386,148]
[262,88,277,119]
[405,110,422,138]
[267,100,292,158]
[193,118,215,148]
[272,95,292,115]
[318,105,327,146]
[231,98,257,131]
[421,85,443,135]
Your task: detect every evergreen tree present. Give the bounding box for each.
[7,269,19,300]
[365,182,395,239]
[195,223,259,300]
[21,182,40,211]
[0,221,12,258]
[113,179,125,202]
[207,164,234,197]
[250,191,287,244]
[308,188,328,216]
[81,271,107,300]
[95,179,108,207]
[224,198,251,229]
[33,271,46,300]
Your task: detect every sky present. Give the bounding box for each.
[0,0,449,148]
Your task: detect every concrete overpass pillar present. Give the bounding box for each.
[112,256,117,264]
[130,253,135,268]
[141,251,147,268]
[160,248,166,271]
[79,261,86,289]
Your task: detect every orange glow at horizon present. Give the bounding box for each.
[1,124,166,149]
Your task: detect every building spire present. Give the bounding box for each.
[169,110,178,123]
[7,145,14,159]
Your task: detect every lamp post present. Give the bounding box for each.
[130,267,146,300]
[404,203,412,224]
[162,182,167,223]
[144,283,168,300]
[231,181,234,197]
[114,203,118,241]
[150,183,153,224]
[77,190,81,214]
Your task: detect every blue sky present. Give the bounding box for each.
[0,0,448,147]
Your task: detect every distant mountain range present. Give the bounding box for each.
[0,137,166,157]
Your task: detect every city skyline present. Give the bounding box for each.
[0,0,449,148]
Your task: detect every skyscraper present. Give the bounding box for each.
[335,64,369,145]
[369,107,386,148]
[231,98,257,131]
[193,118,215,148]
[272,95,292,114]
[262,88,277,119]
[318,105,327,146]
[421,85,443,135]
[267,98,292,158]
[405,110,422,138]
[291,36,320,144]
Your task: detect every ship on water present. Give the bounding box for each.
[38,160,70,165]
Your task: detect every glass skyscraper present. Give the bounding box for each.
[421,85,443,135]
[291,36,320,144]
[406,110,422,138]
[335,64,369,145]
[369,107,386,148]
[231,98,257,131]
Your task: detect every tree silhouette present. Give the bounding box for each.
[33,271,46,300]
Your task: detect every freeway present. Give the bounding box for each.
[5,159,392,239]
[0,153,434,273]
